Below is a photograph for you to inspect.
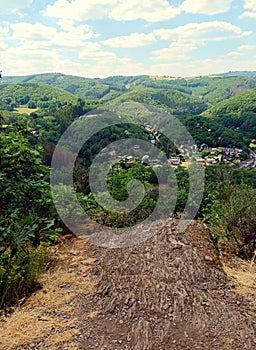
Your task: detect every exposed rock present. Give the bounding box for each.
[77,219,256,350]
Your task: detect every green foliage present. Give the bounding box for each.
[113,87,207,115]
[202,165,256,258]
[6,72,256,106]
[0,83,78,111]
[203,89,256,140]
[0,245,48,309]
[179,114,250,149]
[0,127,60,308]
[4,73,111,100]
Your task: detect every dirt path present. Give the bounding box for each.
[75,219,256,350]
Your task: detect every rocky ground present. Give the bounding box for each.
[1,219,256,349]
[76,219,256,350]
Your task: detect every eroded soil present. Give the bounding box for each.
[1,219,256,350]
[76,219,256,350]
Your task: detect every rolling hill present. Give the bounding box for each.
[3,73,112,100]
[203,88,256,118]
[111,87,207,115]
[3,72,256,105]
[0,82,80,111]
[202,88,256,140]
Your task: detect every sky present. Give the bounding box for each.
[0,0,255,78]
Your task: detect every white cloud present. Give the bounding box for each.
[109,0,181,22]
[238,44,256,50]
[149,56,256,78]
[57,19,75,32]
[0,26,9,36]
[0,44,90,76]
[43,0,181,22]
[226,51,243,57]
[102,32,156,48]
[0,0,34,14]
[11,22,56,42]
[43,0,115,21]
[84,58,146,78]
[244,0,256,8]
[101,21,250,52]
[0,42,8,50]
[1,18,144,78]
[180,0,233,15]
[151,42,196,61]
[78,46,146,77]
[240,11,256,17]
[10,22,98,49]
[153,21,251,43]
[79,49,117,61]
[150,22,251,64]
[240,0,256,17]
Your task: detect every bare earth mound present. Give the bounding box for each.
[77,219,256,350]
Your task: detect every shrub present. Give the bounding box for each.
[0,126,60,308]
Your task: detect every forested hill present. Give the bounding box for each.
[111,87,207,115]
[216,71,256,77]
[3,71,256,105]
[203,88,256,118]
[201,88,256,140]
[0,82,79,111]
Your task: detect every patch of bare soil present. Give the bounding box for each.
[76,219,256,350]
[0,236,97,350]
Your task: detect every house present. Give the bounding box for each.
[141,155,150,165]
[206,158,217,165]
[145,124,153,131]
[170,157,180,166]
[125,155,134,162]
[196,158,205,165]
[200,143,209,151]
[190,144,197,151]
[224,148,241,158]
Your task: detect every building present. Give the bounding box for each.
[170,157,180,166]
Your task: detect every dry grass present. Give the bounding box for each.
[223,257,256,306]
[0,236,98,350]
[14,107,39,115]
[149,75,180,81]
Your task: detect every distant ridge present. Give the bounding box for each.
[2,71,256,104]
[214,71,256,77]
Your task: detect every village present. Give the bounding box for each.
[108,124,256,170]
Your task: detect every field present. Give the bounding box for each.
[14,106,39,115]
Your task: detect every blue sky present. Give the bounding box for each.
[0,0,255,77]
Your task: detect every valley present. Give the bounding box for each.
[1,71,256,349]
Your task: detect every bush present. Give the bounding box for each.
[203,179,256,259]
[0,126,60,308]
[0,245,48,308]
